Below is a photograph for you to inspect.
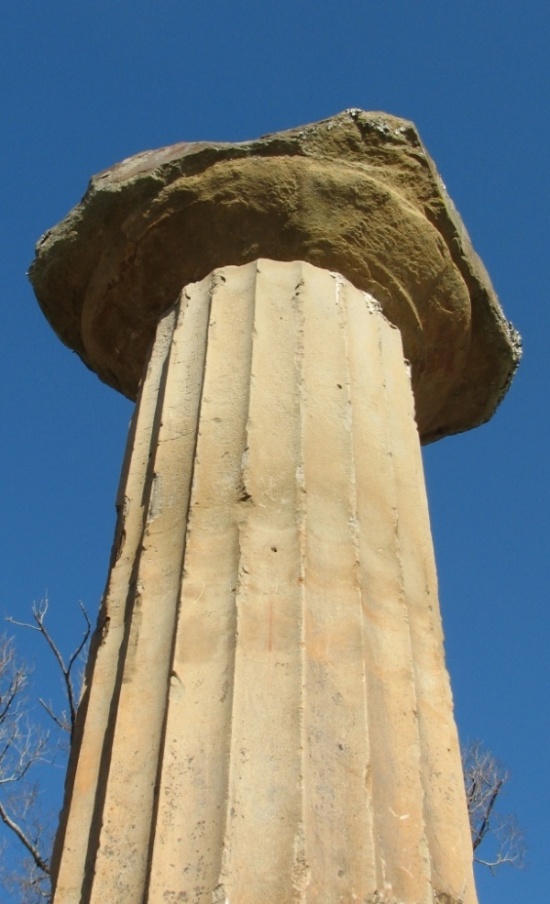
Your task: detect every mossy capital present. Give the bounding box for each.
[29,109,520,442]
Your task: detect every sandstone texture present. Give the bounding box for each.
[52,261,477,904]
[29,109,520,442]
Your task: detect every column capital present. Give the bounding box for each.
[29,110,519,442]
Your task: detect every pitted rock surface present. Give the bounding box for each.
[29,109,520,441]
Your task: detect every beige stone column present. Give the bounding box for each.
[29,111,520,904]
[52,260,474,904]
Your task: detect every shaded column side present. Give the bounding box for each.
[52,259,476,904]
[88,289,213,903]
[52,307,179,898]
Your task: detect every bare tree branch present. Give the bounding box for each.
[0,600,91,902]
[7,598,91,742]
[462,739,526,874]
[0,798,50,875]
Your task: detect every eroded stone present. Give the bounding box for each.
[29,109,520,441]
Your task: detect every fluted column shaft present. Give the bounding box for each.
[52,259,476,904]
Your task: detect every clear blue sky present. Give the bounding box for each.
[1,2,548,901]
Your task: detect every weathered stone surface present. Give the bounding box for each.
[29,109,520,442]
[51,261,477,904]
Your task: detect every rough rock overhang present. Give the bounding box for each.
[29,109,520,443]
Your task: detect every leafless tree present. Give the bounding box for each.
[7,599,91,744]
[0,600,90,903]
[462,739,526,874]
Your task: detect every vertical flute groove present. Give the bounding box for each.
[291,267,309,903]
[144,282,214,897]
[215,261,258,901]
[88,291,211,903]
[338,276,377,896]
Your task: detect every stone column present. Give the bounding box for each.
[29,111,520,904]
